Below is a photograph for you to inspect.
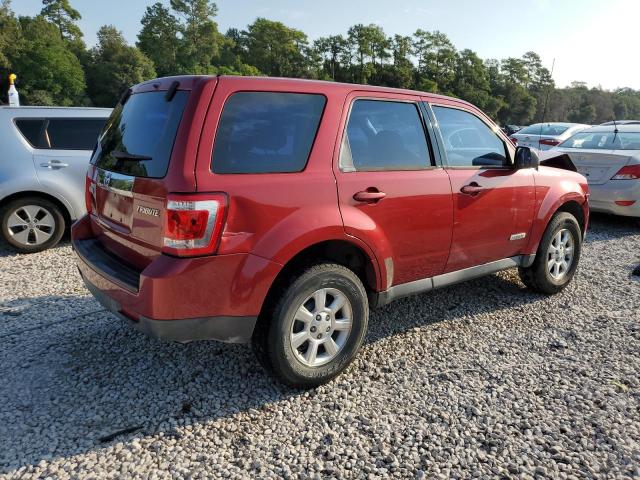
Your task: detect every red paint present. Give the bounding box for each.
[72,75,589,326]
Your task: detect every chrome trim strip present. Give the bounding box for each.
[376,255,535,307]
[96,168,135,198]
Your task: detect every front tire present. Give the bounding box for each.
[0,197,66,253]
[253,263,369,388]
[519,212,582,294]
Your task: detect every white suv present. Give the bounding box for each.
[0,106,111,253]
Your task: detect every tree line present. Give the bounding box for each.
[1,0,639,125]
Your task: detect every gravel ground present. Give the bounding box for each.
[1,214,639,479]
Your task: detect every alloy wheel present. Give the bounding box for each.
[546,228,575,281]
[289,288,353,367]
[6,205,56,247]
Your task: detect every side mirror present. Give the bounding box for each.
[514,146,539,170]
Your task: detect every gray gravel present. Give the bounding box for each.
[1,213,639,479]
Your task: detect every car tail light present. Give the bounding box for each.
[508,137,517,146]
[539,138,560,147]
[611,164,640,180]
[162,193,227,257]
[85,175,95,214]
[614,200,636,206]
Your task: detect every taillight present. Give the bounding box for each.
[85,175,95,215]
[611,164,640,180]
[162,193,227,257]
[539,138,560,147]
[509,137,517,146]
[614,200,636,206]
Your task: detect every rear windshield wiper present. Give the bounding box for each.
[111,150,152,161]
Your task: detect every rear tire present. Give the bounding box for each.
[519,212,582,294]
[253,263,369,388]
[0,197,65,253]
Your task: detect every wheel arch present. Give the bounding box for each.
[258,238,381,321]
[0,190,73,228]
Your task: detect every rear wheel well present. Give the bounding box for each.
[258,240,377,322]
[556,200,585,237]
[0,191,72,229]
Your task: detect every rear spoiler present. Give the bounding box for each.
[539,153,577,172]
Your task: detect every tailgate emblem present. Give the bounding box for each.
[137,205,160,217]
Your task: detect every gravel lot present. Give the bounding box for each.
[1,214,639,479]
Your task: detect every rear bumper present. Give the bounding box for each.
[83,278,256,343]
[71,215,281,343]
[589,181,640,217]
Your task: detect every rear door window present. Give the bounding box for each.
[46,118,106,150]
[92,91,189,178]
[14,118,107,150]
[339,99,431,171]
[15,119,44,147]
[212,92,326,174]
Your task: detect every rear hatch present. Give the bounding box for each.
[86,80,198,269]
[556,148,632,185]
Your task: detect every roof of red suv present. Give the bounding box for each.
[133,75,475,109]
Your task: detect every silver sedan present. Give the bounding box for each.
[543,124,640,218]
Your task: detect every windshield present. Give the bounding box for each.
[91,91,189,178]
[559,131,640,150]
[518,124,570,136]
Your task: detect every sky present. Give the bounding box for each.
[12,0,640,90]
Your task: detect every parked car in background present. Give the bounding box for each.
[600,120,640,126]
[72,76,589,388]
[542,124,640,219]
[0,106,111,252]
[502,124,523,136]
[511,122,590,150]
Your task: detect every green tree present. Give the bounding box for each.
[0,0,21,70]
[137,2,180,77]
[170,0,223,74]
[452,49,491,109]
[85,25,155,107]
[413,30,457,94]
[40,0,81,43]
[10,15,85,105]
[314,35,348,80]
[241,18,309,77]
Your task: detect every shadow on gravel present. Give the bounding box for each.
[586,213,639,242]
[0,235,72,258]
[0,269,549,474]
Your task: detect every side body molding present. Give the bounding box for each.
[375,255,536,307]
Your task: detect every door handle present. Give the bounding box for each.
[460,183,484,196]
[353,189,386,203]
[40,160,69,169]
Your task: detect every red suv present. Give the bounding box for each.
[72,76,589,387]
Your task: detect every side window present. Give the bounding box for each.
[340,99,431,171]
[432,106,508,167]
[44,118,107,150]
[14,119,45,148]
[212,92,326,174]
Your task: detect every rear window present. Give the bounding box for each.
[15,118,105,150]
[559,131,640,150]
[518,124,570,136]
[212,92,326,174]
[92,91,189,178]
